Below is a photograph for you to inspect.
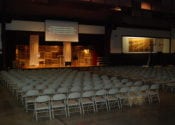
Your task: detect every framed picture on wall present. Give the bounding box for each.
[123,36,170,53]
[128,38,153,52]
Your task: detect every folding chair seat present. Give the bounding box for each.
[94,84,103,91]
[102,79,111,84]
[121,79,129,84]
[61,82,72,88]
[111,79,120,84]
[48,83,59,90]
[70,86,81,93]
[125,81,133,87]
[80,91,95,115]
[103,83,113,90]
[56,87,68,95]
[94,89,108,112]
[133,81,143,86]
[34,95,51,121]
[82,85,93,91]
[83,80,92,86]
[51,94,67,118]
[92,75,100,81]
[110,76,118,81]
[67,92,82,117]
[72,81,82,87]
[101,75,109,80]
[114,82,123,88]
[42,88,55,97]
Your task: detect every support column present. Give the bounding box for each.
[171,28,175,53]
[1,22,7,70]
[29,35,39,66]
[1,0,9,70]
[0,24,2,53]
[131,0,141,16]
[104,23,113,56]
[0,24,2,70]
[63,42,72,66]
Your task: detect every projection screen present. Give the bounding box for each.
[45,20,79,42]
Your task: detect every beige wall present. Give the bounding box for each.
[110,27,171,53]
[6,20,105,34]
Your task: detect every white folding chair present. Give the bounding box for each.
[24,89,39,112]
[106,88,121,111]
[80,91,96,115]
[66,92,82,117]
[51,94,67,118]
[127,86,139,107]
[94,89,108,112]
[19,85,34,104]
[34,95,51,121]
[137,85,150,104]
[148,84,160,103]
[118,87,129,109]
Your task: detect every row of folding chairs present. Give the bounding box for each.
[11,78,143,103]
[30,90,120,121]
[17,80,143,99]
[24,84,160,120]
[24,89,119,113]
[91,66,175,84]
[21,82,149,106]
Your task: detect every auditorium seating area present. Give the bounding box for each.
[2,1,175,125]
[1,65,175,123]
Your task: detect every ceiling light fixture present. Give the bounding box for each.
[113,6,122,11]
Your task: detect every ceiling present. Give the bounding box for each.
[1,0,175,29]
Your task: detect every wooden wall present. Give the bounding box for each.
[4,30,105,68]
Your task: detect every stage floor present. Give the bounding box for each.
[19,64,98,69]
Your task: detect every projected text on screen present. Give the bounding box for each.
[45,20,79,42]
